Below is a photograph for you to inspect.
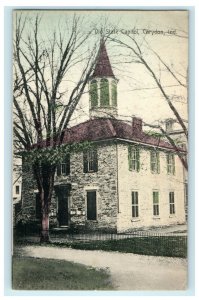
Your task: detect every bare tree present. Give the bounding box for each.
[107,32,188,169]
[13,13,98,242]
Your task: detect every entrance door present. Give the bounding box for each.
[54,184,71,227]
[58,193,68,226]
[58,193,69,226]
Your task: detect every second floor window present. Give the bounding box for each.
[128,145,140,172]
[83,148,98,173]
[167,153,175,175]
[150,151,160,173]
[57,154,70,176]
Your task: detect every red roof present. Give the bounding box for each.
[92,40,115,78]
[61,118,180,151]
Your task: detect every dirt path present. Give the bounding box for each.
[19,245,187,290]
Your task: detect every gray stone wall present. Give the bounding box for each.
[54,142,118,232]
[21,141,118,232]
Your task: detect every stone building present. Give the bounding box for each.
[21,41,186,233]
[164,118,188,220]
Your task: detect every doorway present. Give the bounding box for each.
[54,184,71,227]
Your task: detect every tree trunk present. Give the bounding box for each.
[39,163,56,243]
[40,206,50,243]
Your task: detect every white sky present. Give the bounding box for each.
[13,10,188,129]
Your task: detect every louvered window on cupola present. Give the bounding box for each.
[90,80,98,108]
[57,154,70,176]
[128,145,140,172]
[111,80,117,107]
[100,78,109,106]
[83,148,98,173]
[150,150,160,173]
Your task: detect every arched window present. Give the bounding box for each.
[100,78,109,106]
[111,80,117,106]
[90,80,98,108]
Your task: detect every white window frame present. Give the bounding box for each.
[151,151,160,174]
[57,154,70,176]
[87,149,95,172]
[153,191,159,216]
[129,146,140,172]
[132,191,139,218]
[167,153,175,175]
[169,191,175,215]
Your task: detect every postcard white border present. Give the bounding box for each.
[1,0,198,299]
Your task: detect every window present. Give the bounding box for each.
[90,80,98,108]
[35,193,42,219]
[153,191,159,216]
[57,154,70,176]
[167,153,175,175]
[111,80,117,106]
[150,151,160,173]
[128,145,140,172]
[169,192,175,214]
[15,185,20,195]
[132,191,139,218]
[87,191,97,220]
[165,119,173,132]
[83,148,98,173]
[100,78,109,106]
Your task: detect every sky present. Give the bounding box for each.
[13,10,188,130]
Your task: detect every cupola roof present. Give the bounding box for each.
[92,40,115,78]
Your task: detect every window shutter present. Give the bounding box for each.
[93,148,98,172]
[57,164,61,176]
[83,151,88,173]
[136,148,140,172]
[65,154,70,175]
[128,145,132,170]
[157,152,160,173]
[173,155,175,174]
[150,151,153,171]
[167,154,169,173]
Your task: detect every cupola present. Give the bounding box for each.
[89,40,118,119]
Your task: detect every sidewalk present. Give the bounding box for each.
[18,245,187,290]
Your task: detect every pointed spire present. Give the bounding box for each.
[93,39,115,78]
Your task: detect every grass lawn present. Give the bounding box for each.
[15,235,187,258]
[12,256,113,290]
[50,236,187,258]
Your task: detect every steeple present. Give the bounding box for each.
[93,40,115,78]
[89,40,118,119]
